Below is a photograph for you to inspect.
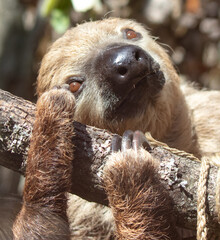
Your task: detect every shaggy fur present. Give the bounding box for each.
[13,18,220,239]
[103,149,179,240]
[13,88,76,239]
[37,19,210,159]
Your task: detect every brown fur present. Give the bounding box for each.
[13,88,75,239]
[37,18,202,157]
[103,149,179,240]
[37,18,220,156]
[13,18,220,239]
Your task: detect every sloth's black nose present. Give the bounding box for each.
[94,44,152,95]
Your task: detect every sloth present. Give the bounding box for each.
[13,18,220,239]
[13,87,179,240]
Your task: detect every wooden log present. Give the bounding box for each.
[0,88,219,233]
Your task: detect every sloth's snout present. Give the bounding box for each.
[94,44,153,95]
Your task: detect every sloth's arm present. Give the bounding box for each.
[103,132,180,240]
[13,87,75,240]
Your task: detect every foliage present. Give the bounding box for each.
[40,0,101,34]
[41,0,72,33]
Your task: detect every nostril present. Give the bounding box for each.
[135,50,141,61]
[118,66,128,76]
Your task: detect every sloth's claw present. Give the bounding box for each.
[121,130,134,151]
[111,130,151,153]
[133,130,151,152]
[111,135,122,153]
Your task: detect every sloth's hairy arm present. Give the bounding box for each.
[103,146,180,240]
[13,87,179,240]
[13,87,75,240]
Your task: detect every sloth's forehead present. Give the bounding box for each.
[75,18,146,35]
[64,18,149,46]
[60,19,152,62]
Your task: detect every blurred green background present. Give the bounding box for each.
[0,0,219,196]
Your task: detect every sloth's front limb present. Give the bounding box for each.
[13,86,75,240]
[103,130,180,240]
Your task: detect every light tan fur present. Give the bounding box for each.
[32,18,219,239]
[37,18,199,156]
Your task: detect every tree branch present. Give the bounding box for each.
[0,88,219,233]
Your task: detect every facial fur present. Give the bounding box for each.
[37,18,190,149]
[14,17,220,240]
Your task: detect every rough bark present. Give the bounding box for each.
[0,88,219,233]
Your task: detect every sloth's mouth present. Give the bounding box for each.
[107,68,165,119]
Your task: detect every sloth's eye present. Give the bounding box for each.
[123,28,142,40]
[66,76,85,93]
[69,81,81,93]
[126,29,138,39]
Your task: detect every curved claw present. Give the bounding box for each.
[111,135,122,152]
[111,130,151,153]
[132,130,151,152]
[121,130,134,152]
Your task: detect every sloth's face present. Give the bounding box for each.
[84,42,165,120]
[38,18,179,132]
